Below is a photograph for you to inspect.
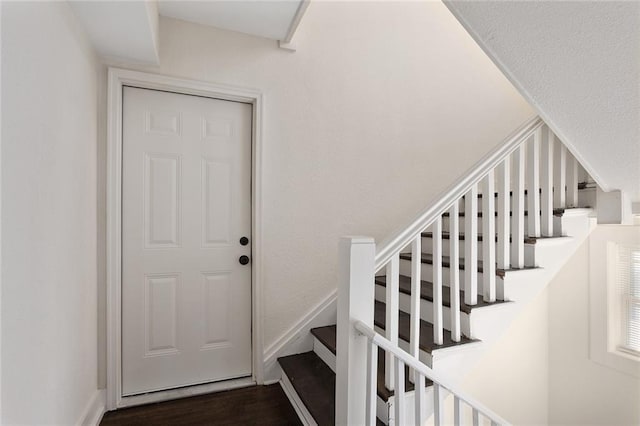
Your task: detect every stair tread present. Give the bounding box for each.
[399,252,499,276]
[311,326,337,355]
[421,232,566,244]
[373,301,477,353]
[309,325,433,401]
[278,352,336,426]
[375,275,505,314]
[472,187,590,197]
[473,188,540,198]
[441,208,565,217]
[399,252,538,277]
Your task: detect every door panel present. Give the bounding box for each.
[122,87,252,396]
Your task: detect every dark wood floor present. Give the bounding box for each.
[100,385,302,426]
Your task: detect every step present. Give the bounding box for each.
[373,300,477,354]
[374,274,504,315]
[398,252,538,291]
[421,231,537,245]
[374,274,507,337]
[441,208,565,217]
[440,213,557,235]
[309,325,431,402]
[420,231,537,262]
[279,351,336,426]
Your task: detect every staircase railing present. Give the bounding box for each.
[337,116,584,425]
[354,320,510,426]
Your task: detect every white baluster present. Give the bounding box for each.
[566,152,578,207]
[433,217,443,345]
[511,147,525,269]
[464,185,478,305]
[453,396,462,426]
[434,383,443,426]
[527,131,541,237]
[366,340,378,426]
[554,142,567,208]
[482,172,496,302]
[394,358,405,426]
[410,235,421,371]
[472,408,480,426]
[541,126,554,236]
[385,255,399,390]
[449,203,461,342]
[415,374,426,426]
[497,158,510,270]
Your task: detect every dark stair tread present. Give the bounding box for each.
[309,326,432,402]
[374,301,477,354]
[278,352,335,426]
[422,231,537,245]
[422,232,568,244]
[441,208,565,218]
[473,188,541,198]
[311,326,337,355]
[442,210,529,218]
[399,252,508,277]
[471,185,590,197]
[374,275,505,314]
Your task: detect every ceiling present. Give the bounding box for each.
[70,0,308,65]
[158,0,305,41]
[445,0,640,205]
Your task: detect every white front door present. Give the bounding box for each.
[121,87,252,396]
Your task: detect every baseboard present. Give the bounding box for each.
[263,289,337,382]
[77,389,106,426]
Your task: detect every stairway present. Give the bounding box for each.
[275,119,599,425]
[277,198,595,424]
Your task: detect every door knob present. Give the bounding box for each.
[239,255,250,265]
[239,236,249,246]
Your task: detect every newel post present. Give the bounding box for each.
[336,236,376,426]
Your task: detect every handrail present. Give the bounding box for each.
[354,320,512,426]
[374,115,543,272]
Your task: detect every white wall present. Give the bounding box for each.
[1,2,100,424]
[548,232,640,425]
[461,291,550,425]
[460,231,640,425]
[96,0,533,384]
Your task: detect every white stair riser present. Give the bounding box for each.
[311,336,425,426]
[312,337,336,373]
[441,214,550,235]
[457,194,532,213]
[398,258,506,296]
[373,325,433,367]
[374,284,472,336]
[384,387,436,426]
[578,187,596,209]
[419,237,537,264]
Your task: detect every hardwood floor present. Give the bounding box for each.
[100,385,302,426]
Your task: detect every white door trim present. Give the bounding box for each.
[106,67,265,409]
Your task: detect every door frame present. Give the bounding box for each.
[106,68,264,409]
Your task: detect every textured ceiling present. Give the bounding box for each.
[445,0,640,203]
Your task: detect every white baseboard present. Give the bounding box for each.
[77,389,106,426]
[263,289,337,382]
